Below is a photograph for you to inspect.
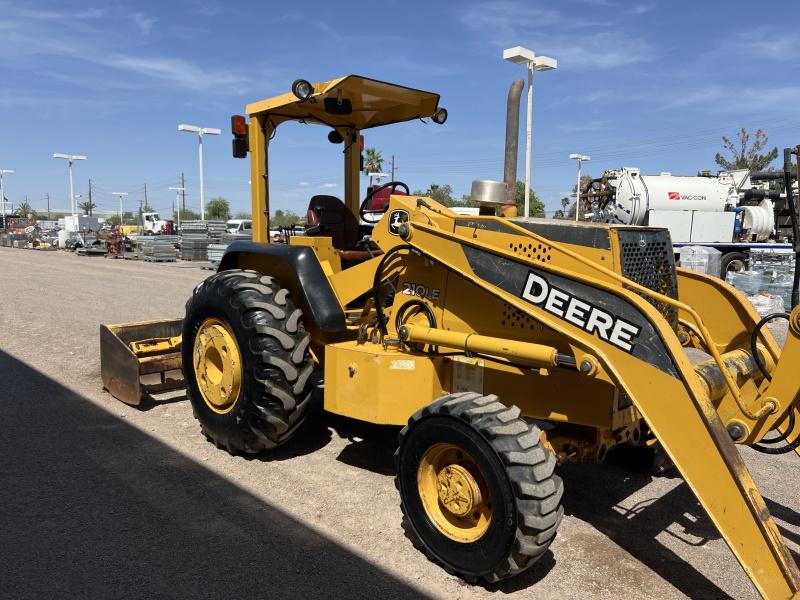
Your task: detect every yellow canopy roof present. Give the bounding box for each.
[245,75,441,130]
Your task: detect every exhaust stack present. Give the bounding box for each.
[503,79,524,213]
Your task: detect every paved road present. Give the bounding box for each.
[1,247,797,599]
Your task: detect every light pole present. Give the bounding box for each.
[112,192,129,225]
[53,153,87,218]
[178,124,220,221]
[169,186,185,228]
[569,154,591,221]
[0,169,14,226]
[503,47,557,217]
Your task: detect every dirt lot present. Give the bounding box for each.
[1,247,797,599]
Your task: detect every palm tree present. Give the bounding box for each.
[363,148,384,186]
[16,200,36,219]
[78,199,97,215]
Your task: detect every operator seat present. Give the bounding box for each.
[305,195,382,265]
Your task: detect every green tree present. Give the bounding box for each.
[553,196,570,220]
[514,181,545,218]
[177,208,201,221]
[206,197,231,220]
[234,210,252,219]
[107,212,136,226]
[271,209,301,228]
[363,148,384,185]
[715,128,778,171]
[412,183,459,206]
[16,200,36,219]
[78,199,97,215]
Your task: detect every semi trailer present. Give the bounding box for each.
[586,166,797,275]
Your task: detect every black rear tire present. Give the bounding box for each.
[183,269,315,454]
[720,251,748,278]
[395,392,563,583]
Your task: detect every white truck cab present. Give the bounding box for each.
[142,212,169,235]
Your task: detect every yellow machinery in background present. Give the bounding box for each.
[103,76,800,598]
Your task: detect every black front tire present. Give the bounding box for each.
[183,269,315,454]
[395,392,563,583]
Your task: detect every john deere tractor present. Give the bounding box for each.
[137,76,800,597]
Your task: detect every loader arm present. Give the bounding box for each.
[396,217,800,600]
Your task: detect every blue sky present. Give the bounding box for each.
[1,0,799,219]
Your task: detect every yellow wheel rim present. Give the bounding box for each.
[417,443,492,543]
[193,317,242,414]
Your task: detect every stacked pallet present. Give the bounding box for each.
[207,243,229,265]
[143,237,177,262]
[180,221,209,261]
[207,221,227,243]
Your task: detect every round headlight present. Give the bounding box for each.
[291,79,314,100]
[432,107,448,124]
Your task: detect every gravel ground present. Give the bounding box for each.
[0,247,797,599]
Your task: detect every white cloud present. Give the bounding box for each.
[313,20,342,40]
[298,181,310,186]
[0,4,248,92]
[320,183,338,188]
[94,54,246,90]
[459,1,654,68]
[745,33,796,61]
[133,13,156,36]
[658,84,800,115]
[195,2,222,17]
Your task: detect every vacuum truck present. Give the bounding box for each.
[586,167,796,275]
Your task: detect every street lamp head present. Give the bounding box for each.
[53,153,86,161]
[0,169,14,175]
[178,124,201,133]
[201,127,221,136]
[503,46,536,64]
[112,191,129,196]
[570,154,591,161]
[532,55,557,71]
[168,186,185,192]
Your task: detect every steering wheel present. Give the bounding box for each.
[359,181,410,224]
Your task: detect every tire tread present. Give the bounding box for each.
[395,392,563,583]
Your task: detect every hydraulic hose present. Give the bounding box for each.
[748,310,799,454]
[751,407,800,454]
[373,244,416,336]
[749,312,790,381]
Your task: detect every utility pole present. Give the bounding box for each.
[169,186,185,229]
[142,183,148,227]
[88,179,93,215]
[112,192,129,225]
[391,155,396,181]
[46,193,50,220]
[180,172,186,214]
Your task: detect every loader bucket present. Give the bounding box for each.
[100,319,185,406]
